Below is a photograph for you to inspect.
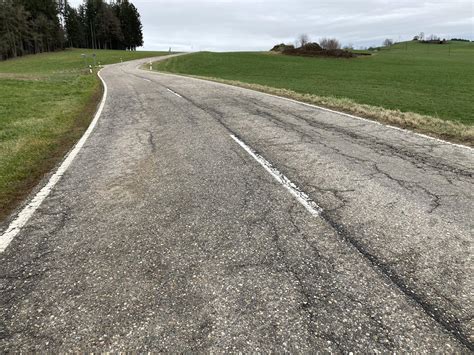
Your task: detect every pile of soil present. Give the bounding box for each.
[270,43,290,52]
[420,40,447,45]
[270,42,356,58]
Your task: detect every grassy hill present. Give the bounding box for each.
[155,41,473,140]
[0,49,167,221]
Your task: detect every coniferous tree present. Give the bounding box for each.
[15,0,64,52]
[64,3,86,48]
[0,0,31,59]
[95,3,123,49]
[115,0,143,50]
[1,0,145,60]
[128,2,143,50]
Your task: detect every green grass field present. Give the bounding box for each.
[0,48,166,220]
[155,41,474,126]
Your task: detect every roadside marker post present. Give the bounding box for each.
[149,61,153,71]
[89,65,93,74]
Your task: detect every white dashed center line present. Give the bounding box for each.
[166,88,183,98]
[230,134,323,217]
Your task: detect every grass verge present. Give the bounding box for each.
[154,41,473,146]
[184,75,474,146]
[0,49,167,222]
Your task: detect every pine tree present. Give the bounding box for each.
[116,0,143,50]
[64,3,86,48]
[0,0,31,59]
[1,0,144,60]
[14,0,64,52]
[128,2,143,50]
[95,3,123,49]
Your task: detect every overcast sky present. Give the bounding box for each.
[68,0,474,51]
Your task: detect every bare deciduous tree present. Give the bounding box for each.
[343,43,354,50]
[320,38,341,50]
[298,33,310,47]
[383,38,394,47]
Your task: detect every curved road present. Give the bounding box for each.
[1,55,473,352]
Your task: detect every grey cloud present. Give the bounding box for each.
[68,0,474,51]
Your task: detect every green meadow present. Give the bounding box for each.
[155,41,474,126]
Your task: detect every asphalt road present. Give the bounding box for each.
[1,55,473,352]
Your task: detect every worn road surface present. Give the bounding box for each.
[1,55,473,352]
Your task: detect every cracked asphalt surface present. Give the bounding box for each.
[1,55,473,352]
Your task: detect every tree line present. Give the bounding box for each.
[0,0,143,61]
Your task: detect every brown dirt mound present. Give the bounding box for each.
[270,43,295,52]
[271,42,356,58]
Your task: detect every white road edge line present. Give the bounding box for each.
[274,95,473,151]
[166,88,183,98]
[230,134,323,217]
[149,71,472,151]
[0,70,108,253]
